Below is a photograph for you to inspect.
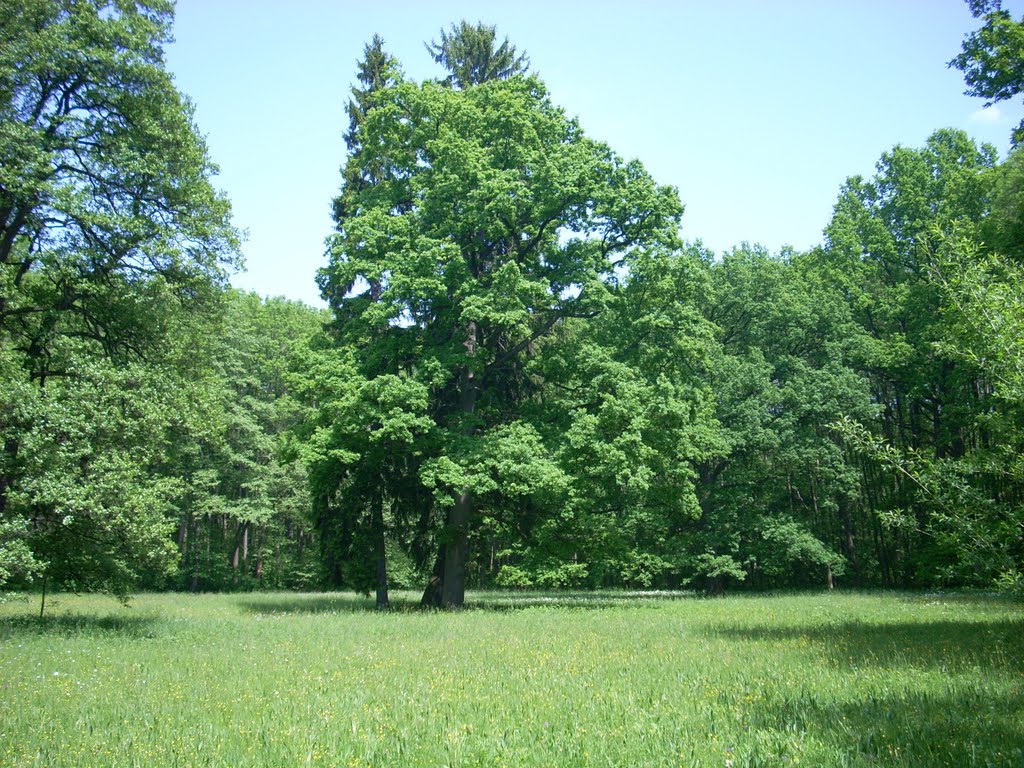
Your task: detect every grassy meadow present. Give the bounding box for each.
[0,591,1021,767]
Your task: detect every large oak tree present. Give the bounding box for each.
[318,68,684,607]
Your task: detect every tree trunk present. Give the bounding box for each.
[420,549,444,607]
[189,516,201,592]
[372,484,389,609]
[39,573,47,619]
[0,438,18,519]
[231,534,241,570]
[230,521,249,581]
[704,575,724,597]
[176,515,189,551]
[439,321,479,609]
[841,504,861,587]
[441,490,471,608]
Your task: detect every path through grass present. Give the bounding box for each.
[1,591,1021,767]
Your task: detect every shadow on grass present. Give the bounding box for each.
[469,590,697,612]
[237,593,416,615]
[706,606,1024,765]
[237,590,698,616]
[740,685,1024,767]
[712,616,1023,673]
[0,612,161,640]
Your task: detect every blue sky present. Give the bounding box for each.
[165,1,1024,307]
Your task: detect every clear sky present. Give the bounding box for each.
[165,0,1024,307]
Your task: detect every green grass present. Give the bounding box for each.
[1,591,1021,767]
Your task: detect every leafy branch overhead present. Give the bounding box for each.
[951,0,1024,141]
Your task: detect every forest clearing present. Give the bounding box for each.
[1,591,1022,767]
[3,3,1024,765]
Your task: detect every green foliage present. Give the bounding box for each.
[494,564,533,588]
[759,517,846,577]
[0,520,37,587]
[0,0,240,371]
[821,129,1009,587]
[3,353,189,598]
[687,245,870,590]
[524,246,720,589]
[317,55,694,604]
[172,291,325,592]
[426,20,529,89]
[0,1,242,602]
[7,10,1022,602]
[335,34,403,226]
[692,552,747,583]
[832,229,1024,588]
[995,568,1024,596]
[951,0,1024,141]
[930,232,1024,402]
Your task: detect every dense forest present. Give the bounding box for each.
[1,1,1022,609]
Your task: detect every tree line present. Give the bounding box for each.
[1,1,1021,609]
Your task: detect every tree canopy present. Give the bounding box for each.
[315,66,693,606]
[2,6,1023,605]
[0,0,240,602]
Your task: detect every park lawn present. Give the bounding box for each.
[0,591,1021,767]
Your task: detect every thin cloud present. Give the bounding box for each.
[970,105,1003,123]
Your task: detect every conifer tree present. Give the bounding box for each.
[426,21,529,89]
